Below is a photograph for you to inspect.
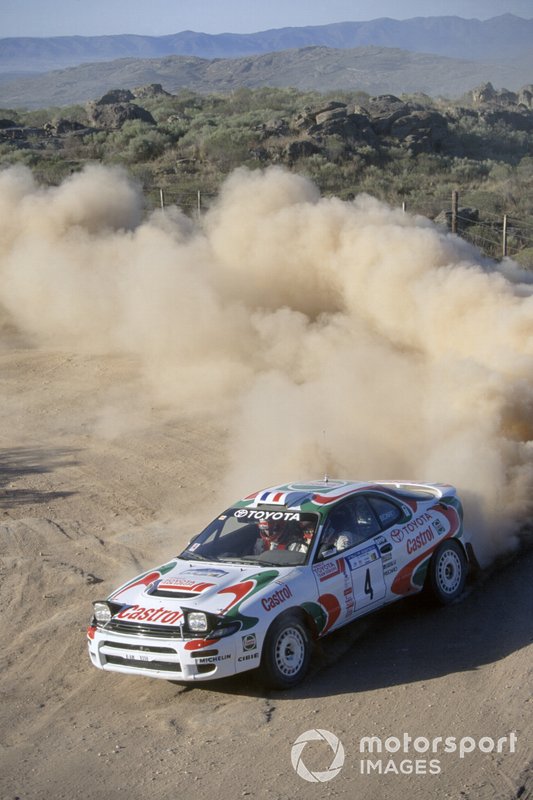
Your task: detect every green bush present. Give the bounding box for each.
[124,130,170,162]
[1,86,531,264]
[512,247,533,269]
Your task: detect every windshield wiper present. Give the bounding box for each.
[216,556,257,564]
[177,552,217,562]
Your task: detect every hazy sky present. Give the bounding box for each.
[2,0,532,37]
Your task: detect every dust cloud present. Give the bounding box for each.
[1,163,532,564]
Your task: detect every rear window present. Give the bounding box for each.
[368,496,402,528]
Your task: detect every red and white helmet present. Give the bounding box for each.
[300,520,315,543]
[258,519,285,546]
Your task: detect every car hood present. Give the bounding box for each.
[108,559,292,620]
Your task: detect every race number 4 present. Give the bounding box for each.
[364,568,374,601]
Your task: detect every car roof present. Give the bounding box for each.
[240,479,454,512]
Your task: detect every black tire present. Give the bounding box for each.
[427,539,467,604]
[260,612,311,689]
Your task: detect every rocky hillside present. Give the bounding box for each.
[1,82,532,267]
[0,46,531,109]
[2,81,532,162]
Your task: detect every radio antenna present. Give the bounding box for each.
[323,430,329,482]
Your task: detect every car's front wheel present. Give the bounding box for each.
[427,539,467,604]
[260,612,311,689]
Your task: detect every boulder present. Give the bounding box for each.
[298,100,376,144]
[364,95,411,134]
[293,107,315,130]
[480,109,533,132]
[256,118,290,139]
[284,139,323,162]
[315,103,348,126]
[391,110,449,152]
[309,112,377,145]
[435,206,479,230]
[166,114,187,124]
[133,83,172,99]
[518,85,533,109]
[497,88,519,105]
[43,119,87,135]
[86,101,156,129]
[471,82,518,106]
[95,89,135,105]
[471,82,498,104]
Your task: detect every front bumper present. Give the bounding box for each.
[87,624,240,681]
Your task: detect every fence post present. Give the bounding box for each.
[451,190,458,234]
[159,188,165,210]
[502,214,508,258]
[197,190,201,220]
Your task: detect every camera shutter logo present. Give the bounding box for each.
[291,729,345,783]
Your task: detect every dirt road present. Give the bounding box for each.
[1,347,531,800]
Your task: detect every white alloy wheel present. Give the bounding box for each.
[273,624,307,678]
[261,614,311,689]
[427,540,467,604]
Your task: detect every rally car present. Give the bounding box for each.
[88,479,475,688]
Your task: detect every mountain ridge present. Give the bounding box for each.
[1,15,532,75]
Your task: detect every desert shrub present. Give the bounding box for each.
[0,108,22,124]
[0,147,42,169]
[516,156,533,179]
[462,223,502,258]
[19,108,57,126]
[124,129,170,162]
[198,127,251,170]
[1,86,531,256]
[446,157,490,183]
[159,119,188,140]
[512,247,533,269]
[324,135,349,163]
[32,156,78,184]
[226,86,313,115]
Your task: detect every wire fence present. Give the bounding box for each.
[151,186,533,268]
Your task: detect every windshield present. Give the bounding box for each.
[179,507,319,567]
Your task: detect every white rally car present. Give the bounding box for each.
[88,479,475,688]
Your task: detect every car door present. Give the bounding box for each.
[338,495,388,616]
[311,495,387,631]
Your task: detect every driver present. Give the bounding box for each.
[257,519,288,551]
[290,520,315,553]
[256,519,313,553]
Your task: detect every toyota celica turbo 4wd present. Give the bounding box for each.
[88,479,476,688]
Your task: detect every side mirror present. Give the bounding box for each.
[318,545,337,561]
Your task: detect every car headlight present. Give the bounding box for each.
[93,601,113,624]
[183,609,241,638]
[187,612,209,632]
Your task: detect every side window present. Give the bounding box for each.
[319,501,355,553]
[367,496,402,530]
[350,496,381,542]
[317,496,381,558]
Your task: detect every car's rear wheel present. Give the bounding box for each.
[427,540,467,604]
[260,613,311,689]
